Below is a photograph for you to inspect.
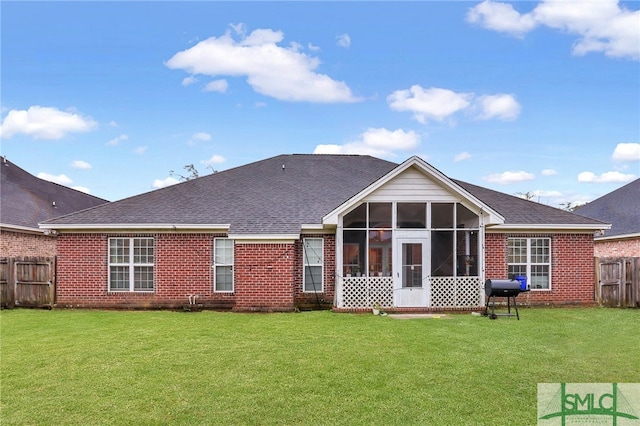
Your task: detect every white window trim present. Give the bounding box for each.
[108,237,154,292]
[508,237,552,291]
[214,238,234,293]
[303,238,324,293]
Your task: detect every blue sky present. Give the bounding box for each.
[1,1,639,207]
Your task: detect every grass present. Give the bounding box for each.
[1,307,639,425]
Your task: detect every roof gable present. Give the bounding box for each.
[323,156,505,225]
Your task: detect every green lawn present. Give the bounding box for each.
[1,308,638,425]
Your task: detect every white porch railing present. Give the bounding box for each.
[340,276,482,309]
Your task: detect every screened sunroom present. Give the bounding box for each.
[335,201,484,309]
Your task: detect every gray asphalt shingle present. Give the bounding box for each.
[1,159,108,230]
[574,178,640,237]
[41,154,606,233]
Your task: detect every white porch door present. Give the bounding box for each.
[394,238,429,307]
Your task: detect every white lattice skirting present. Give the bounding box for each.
[342,276,394,308]
[429,276,482,308]
[340,276,482,309]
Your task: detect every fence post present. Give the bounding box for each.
[9,257,16,308]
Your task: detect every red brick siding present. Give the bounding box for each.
[55,233,325,311]
[1,230,56,258]
[56,233,232,309]
[233,242,297,311]
[594,238,640,258]
[485,233,595,305]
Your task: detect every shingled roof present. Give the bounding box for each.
[452,179,607,226]
[1,158,108,232]
[41,154,606,234]
[574,178,640,238]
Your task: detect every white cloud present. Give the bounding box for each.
[466,1,537,37]
[387,86,473,123]
[192,132,212,142]
[467,0,640,60]
[308,43,320,51]
[387,85,520,123]
[201,154,226,166]
[578,170,637,183]
[109,120,119,127]
[336,33,351,48]
[533,189,563,198]
[152,176,180,189]
[314,128,420,158]
[203,79,229,93]
[134,146,148,155]
[182,76,198,86]
[612,142,640,162]
[0,106,97,140]
[474,94,521,120]
[37,172,73,185]
[454,152,472,162]
[106,134,128,146]
[484,170,535,184]
[541,168,558,176]
[166,27,358,103]
[71,160,92,170]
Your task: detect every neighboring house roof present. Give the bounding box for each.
[1,158,108,233]
[574,178,640,240]
[41,154,607,235]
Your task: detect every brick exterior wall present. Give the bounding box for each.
[485,232,595,305]
[55,232,335,311]
[594,238,640,258]
[0,230,56,258]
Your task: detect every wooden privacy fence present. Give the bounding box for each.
[596,257,639,308]
[0,257,56,308]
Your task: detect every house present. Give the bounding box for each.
[0,158,108,258]
[40,154,609,312]
[574,178,640,258]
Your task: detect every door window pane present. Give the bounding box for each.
[402,243,423,288]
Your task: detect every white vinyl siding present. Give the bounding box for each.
[303,238,323,292]
[109,238,154,292]
[214,238,234,292]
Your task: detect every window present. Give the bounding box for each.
[303,238,323,292]
[109,238,154,292]
[214,238,234,292]
[508,238,551,290]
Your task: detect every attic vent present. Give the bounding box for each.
[52,201,56,208]
[2,156,7,165]
[282,164,285,170]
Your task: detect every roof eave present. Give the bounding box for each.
[1,223,47,235]
[39,223,231,232]
[487,223,612,232]
[228,233,299,243]
[595,232,640,242]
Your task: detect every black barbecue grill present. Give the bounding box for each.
[483,276,528,320]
